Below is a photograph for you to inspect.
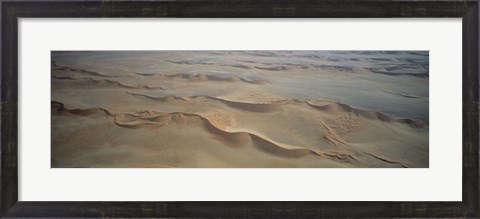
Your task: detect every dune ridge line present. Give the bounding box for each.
[125,91,428,127]
[51,100,363,164]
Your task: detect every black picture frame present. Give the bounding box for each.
[1,0,478,218]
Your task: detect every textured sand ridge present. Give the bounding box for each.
[51,51,429,168]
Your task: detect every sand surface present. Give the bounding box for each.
[51,51,429,168]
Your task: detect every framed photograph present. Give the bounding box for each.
[2,0,478,218]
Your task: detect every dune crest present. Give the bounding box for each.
[125,91,427,127]
[52,101,362,162]
[52,100,416,168]
[53,66,119,78]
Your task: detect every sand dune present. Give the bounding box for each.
[51,51,428,168]
[255,66,290,71]
[166,59,255,70]
[52,76,167,90]
[86,78,167,90]
[124,91,428,128]
[51,90,425,168]
[52,65,119,78]
[52,101,111,116]
[161,73,269,84]
[51,100,400,166]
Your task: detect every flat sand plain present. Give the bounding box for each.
[51,51,429,168]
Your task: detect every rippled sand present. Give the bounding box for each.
[51,51,429,168]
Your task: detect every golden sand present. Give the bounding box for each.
[51,51,429,168]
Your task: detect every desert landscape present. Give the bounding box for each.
[51,51,429,168]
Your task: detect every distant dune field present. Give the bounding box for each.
[51,51,429,168]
